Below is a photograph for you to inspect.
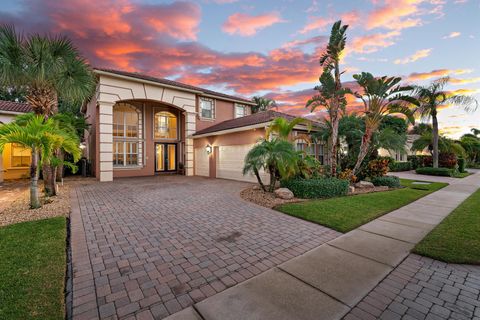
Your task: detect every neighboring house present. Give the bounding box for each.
[0,100,32,182]
[378,134,421,162]
[83,69,325,182]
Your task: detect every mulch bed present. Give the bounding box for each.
[0,177,94,227]
[240,187,305,208]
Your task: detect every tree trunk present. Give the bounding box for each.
[330,115,339,177]
[432,112,439,168]
[43,163,57,197]
[56,150,64,182]
[253,166,266,191]
[352,128,374,175]
[268,167,276,193]
[30,149,41,209]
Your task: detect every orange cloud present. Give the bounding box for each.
[366,0,424,31]
[443,31,461,39]
[222,12,285,36]
[449,77,480,85]
[299,11,360,34]
[349,31,400,54]
[406,69,473,81]
[394,48,432,64]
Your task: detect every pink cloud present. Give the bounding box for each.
[406,69,473,81]
[394,48,432,64]
[366,0,424,31]
[222,12,285,36]
[349,31,400,54]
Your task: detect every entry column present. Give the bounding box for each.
[98,101,114,182]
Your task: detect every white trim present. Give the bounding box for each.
[200,93,255,106]
[192,122,269,138]
[0,110,29,116]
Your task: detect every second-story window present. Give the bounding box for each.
[200,97,214,119]
[235,104,247,118]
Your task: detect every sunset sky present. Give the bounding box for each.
[1,0,479,138]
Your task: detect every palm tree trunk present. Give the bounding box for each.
[30,149,41,209]
[432,112,439,168]
[353,128,374,175]
[43,163,57,196]
[268,167,276,193]
[253,167,266,191]
[330,115,339,177]
[56,150,64,182]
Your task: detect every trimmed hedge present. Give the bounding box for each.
[389,161,412,172]
[416,167,453,177]
[371,176,401,188]
[281,178,349,199]
[458,158,466,173]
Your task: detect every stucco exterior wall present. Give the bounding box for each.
[196,98,251,132]
[0,113,30,182]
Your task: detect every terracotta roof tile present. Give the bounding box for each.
[193,110,321,136]
[0,100,32,113]
[95,68,255,105]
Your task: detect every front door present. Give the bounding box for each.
[155,143,177,172]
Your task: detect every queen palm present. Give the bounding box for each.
[0,25,95,195]
[414,77,478,168]
[265,117,310,143]
[243,139,298,192]
[252,96,276,113]
[0,114,81,208]
[351,72,416,175]
[307,20,349,177]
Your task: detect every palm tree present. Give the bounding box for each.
[243,139,298,192]
[471,128,480,137]
[0,25,95,195]
[412,131,466,157]
[265,117,311,143]
[0,114,81,208]
[351,72,416,175]
[306,20,349,177]
[413,77,478,168]
[251,96,276,113]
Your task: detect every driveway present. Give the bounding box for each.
[70,176,340,319]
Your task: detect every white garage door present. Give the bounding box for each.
[195,147,209,177]
[217,144,269,183]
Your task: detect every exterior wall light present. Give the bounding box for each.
[206,144,213,154]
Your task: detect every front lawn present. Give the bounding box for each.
[414,188,480,264]
[0,217,67,320]
[276,179,447,233]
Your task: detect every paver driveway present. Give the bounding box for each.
[70,176,340,319]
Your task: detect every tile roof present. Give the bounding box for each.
[94,68,255,105]
[193,110,322,136]
[0,100,32,113]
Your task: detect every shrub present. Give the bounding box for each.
[365,159,390,178]
[281,178,349,199]
[389,161,412,172]
[416,167,453,177]
[338,169,357,183]
[408,155,430,169]
[371,176,401,188]
[458,158,466,173]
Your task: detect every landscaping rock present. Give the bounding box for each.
[355,181,374,189]
[374,186,389,192]
[252,185,261,190]
[274,188,294,200]
[348,186,355,194]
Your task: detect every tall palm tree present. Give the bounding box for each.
[0,114,81,208]
[306,20,349,177]
[243,139,298,192]
[414,77,478,168]
[412,131,466,157]
[265,117,311,143]
[0,25,95,195]
[251,96,276,113]
[351,72,416,175]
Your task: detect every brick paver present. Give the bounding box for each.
[344,254,480,320]
[70,176,340,319]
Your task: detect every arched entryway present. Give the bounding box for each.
[111,99,186,178]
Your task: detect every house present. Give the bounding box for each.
[0,100,32,182]
[83,69,325,182]
[378,134,422,162]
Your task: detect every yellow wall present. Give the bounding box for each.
[1,143,31,180]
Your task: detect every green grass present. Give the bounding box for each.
[0,217,67,320]
[276,179,448,233]
[453,171,471,178]
[414,188,480,264]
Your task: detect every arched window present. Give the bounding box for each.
[113,103,141,166]
[154,110,177,139]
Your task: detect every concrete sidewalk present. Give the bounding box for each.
[165,171,480,320]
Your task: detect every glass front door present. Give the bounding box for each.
[155,143,177,172]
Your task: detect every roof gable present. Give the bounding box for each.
[0,100,32,113]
